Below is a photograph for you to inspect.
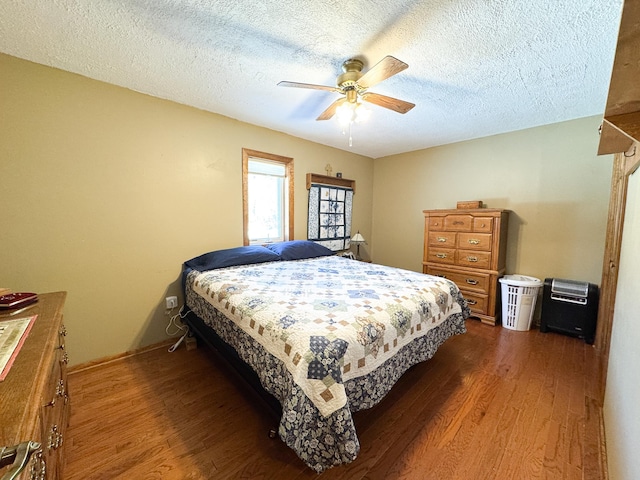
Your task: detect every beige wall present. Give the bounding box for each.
[0,53,373,366]
[372,117,613,289]
[604,164,640,480]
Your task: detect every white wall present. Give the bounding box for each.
[604,164,640,480]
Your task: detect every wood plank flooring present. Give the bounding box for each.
[64,320,606,479]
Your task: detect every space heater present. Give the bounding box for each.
[540,278,599,344]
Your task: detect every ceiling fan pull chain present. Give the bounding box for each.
[340,120,354,147]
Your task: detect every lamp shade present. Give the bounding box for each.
[351,232,366,243]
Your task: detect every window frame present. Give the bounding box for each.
[242,148,294,246]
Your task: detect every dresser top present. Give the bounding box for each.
[423,208,510,216]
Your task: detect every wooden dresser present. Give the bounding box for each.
[423,209,509,325]
[0,292,69,479]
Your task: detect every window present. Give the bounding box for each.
[242,148,294,245]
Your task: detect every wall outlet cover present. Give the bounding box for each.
[165,296,178,309]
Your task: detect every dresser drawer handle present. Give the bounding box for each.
[435,274,447,279]
[468,239,480,245]
[56,379,65,397]
[44,380,65,408]
[48,425,63,450]
[452,221,464,225]
[435,253,447,259]
[467,256,478,262]
[31,449,46,480]
[437,237,447,242]
[0,441,41,478]
[466,279,479,285]
[467,299,478,305]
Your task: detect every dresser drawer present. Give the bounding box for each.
[458,232,492,251]
[57,324,70,434]
[461,290,489,315]
[426,266,490,293]
[428,231,457,247]
[42,360,66,413]
[457,250,491,269]
[428,217,445,231]
[426,247,456,265]
[473,217,494,232]
[443,214,473,231]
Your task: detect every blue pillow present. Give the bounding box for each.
[184,245,281,272]
[265,240,334,261]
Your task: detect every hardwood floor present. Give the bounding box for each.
[64,320,606,479]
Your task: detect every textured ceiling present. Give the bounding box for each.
[0,0,625,158]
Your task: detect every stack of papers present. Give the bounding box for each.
[0,315,37,381]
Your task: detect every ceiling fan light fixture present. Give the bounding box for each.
[335,101,370,127]
[355,102,371,123]
[336,101,370,147]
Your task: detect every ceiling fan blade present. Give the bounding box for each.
[357,56,409,89]
[361,92,415,114]
[316,98,347,121]
[278,81,338,92]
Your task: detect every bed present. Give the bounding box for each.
[181,241,469,472]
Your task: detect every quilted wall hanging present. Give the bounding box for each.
[307,184,353,251]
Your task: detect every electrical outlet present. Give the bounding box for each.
[165,296,178,309]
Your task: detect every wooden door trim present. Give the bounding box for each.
[596,151,634,403]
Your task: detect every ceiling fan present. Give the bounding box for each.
[278,56,415,121]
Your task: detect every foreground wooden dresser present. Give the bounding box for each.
[0,292,69,479]
[423,209,509,325]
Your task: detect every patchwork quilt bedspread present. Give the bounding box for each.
[186,256,468,472]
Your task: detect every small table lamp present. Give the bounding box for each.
[351,231,366,260]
